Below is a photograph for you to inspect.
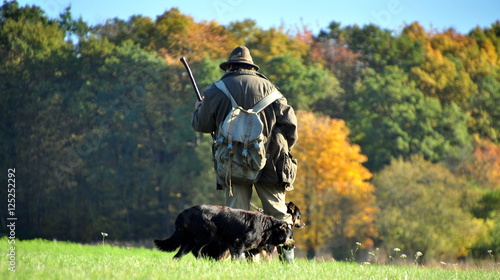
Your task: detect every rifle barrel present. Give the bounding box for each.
[180,57,203,101]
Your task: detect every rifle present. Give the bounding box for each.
[179,57,202,101]
[180,57,215,140]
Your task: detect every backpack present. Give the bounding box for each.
[213,80,282,194]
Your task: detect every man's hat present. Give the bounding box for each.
[219,46,259,71]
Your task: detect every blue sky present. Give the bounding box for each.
[17,0,500,34]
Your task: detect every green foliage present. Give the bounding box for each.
[153,7,192,54]
[374,156,485,260]
[227,19,258,43]
[472,190,500,220]
[470,190,500,258]
[467,74,500,142]
[470,216,500,260]
[0,2,219,241]
[262,55,342,110]
[319,22,425,72]
[194,56,224,91]
[340,66,472,170]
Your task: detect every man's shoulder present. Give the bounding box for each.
[222,70,270,81]
[222,71,275,90]
[202,83,220,96]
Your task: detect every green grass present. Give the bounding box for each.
[1,238,498,280]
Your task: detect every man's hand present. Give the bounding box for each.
[195,97,204,109]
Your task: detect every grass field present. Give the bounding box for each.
[1,238,499,280]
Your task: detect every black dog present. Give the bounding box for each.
[154,205,294,260]
[200,201,305,260]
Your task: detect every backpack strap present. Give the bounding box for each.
[252,90,283,112]
[214,80,283,111]
[214,80,239,108]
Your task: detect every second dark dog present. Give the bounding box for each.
[286,201,306,229]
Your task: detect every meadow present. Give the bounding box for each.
[1,238,498,280]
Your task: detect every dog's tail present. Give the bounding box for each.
[154,229,182,252]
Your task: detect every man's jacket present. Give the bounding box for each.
[192,70,298,189]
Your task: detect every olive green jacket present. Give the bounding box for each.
[192,70,298,189]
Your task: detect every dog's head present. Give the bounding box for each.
[271,222,294,249]
[287,202,305,229]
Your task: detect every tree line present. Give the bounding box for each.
[1,1,499,261]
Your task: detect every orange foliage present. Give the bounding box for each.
[461,136,500,189]
[155,8,237,62]
[288,111,378,255]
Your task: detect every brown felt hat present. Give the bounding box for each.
[219,46,259,71]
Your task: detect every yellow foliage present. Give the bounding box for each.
[410,41,477,104]
[403,22,429,41]
[247,27,311,63]
[411,42,454,95]
[289,111,378,254]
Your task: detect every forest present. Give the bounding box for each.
[1,0,499,262]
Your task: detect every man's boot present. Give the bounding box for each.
[278,246,295,263]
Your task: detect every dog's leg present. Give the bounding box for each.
[260,245,275,263]
[231,246,246,261]
[191,224,217,258]
[191,238,214,258]
[234,252,246,260]
[174,241,195,259]
[200,240,230,260]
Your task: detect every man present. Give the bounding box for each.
[191,46,298,261]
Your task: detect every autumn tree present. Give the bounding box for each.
[238,24,311,65]
[311,39,362,96]
[94,8,237,62]
[470,189,500,258]
[466,71,500,142]
[289,111,378,259]
[405,23,499,142]
[374,156,485,261]
[319,22,425,73]
[343,66,471,171]
[410,34,477,106]
[456,136,500,189]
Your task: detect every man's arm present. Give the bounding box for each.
[276,98,298,150]
[191,85,218,134]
